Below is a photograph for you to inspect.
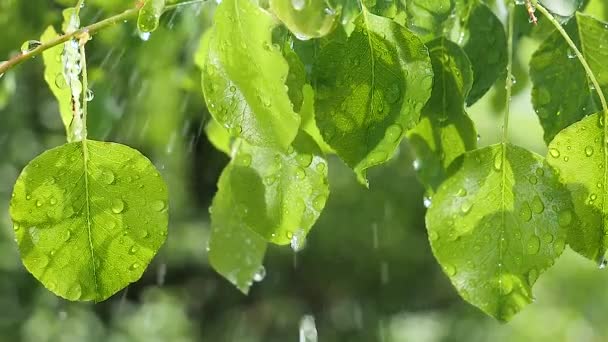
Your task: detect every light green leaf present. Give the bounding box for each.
[138,0,166,33]
[201,0,301,150]
[205,119,233,155]
[546,113,608,262]
[41,26,73,141]
[530,12,608,143]
[407,38,477,193]
[426,143,573,321]
[459,3,507,105]
[269,0,339,40]
[301,85,334,154]
[313,9,433,185]
[209,131,329,292]
[9,141,169,301]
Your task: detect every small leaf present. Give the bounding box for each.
[205,120,233,155]
[41,26,73,141]
[209,131,329,291]
[10,141,168,301]
[269,0,339,40]
[137,0,166,33]
[313,9,433,185]
[426,144,572,321]
[281,35,307,113]
[459,3,508,105]
[530,12,608,143]
[546,113,608,262]
[201,0,301,150]
[407,38,477,193]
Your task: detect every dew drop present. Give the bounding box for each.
[85,89,94,101]
[443,263,457,276]
[423,196,432,208]
[549,148,560,158]
[49,197,57,205]
[296,154,313,167]
[36,200,43,207]
[585,146,594,156]
[295,168,306,180]
[542,232,554,243]
[129,262,140,270]
[528,175,538,185]
[111,199,125,214]
[460,200,472,214]
[129,245,138,254]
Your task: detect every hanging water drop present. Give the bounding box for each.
[290,228,306,252]
[85,89,94,101]
[253,265,266,282]
[299,315,317,342]
[423,196,432,208]
[111,199,125,214]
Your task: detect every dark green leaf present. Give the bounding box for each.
[530,12,608,143]
[426,143,573,321]
[407,38,477,193]
[313,10,433,185]
[9,141,169,301]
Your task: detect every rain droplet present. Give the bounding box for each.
[49,197,57,205]
[460,200,472,214]
[101,169,115,185]
[520,202,532,222]
[456,188,467,197]
[55,73,67,88]
[549,148,560,158]
[129,245,138,254]
[64,229,72,242]
[493,152,503,171]
[299,315,318,342]
[585,146,594,156]
[443,263,457,276]
[129,262,140,270]
[21,40,41,54]
[295,168,306,180]
[531,196,544,214]
[385,124,403,142]
[237,153,252,166]
[423,196,432,208]
[312,195,327,211]
[526,235,541,254]
[151,200,166,212]
[296,154,313,167]
[528,268,538,285]
[558,210,572,226]
[542,232,554,243]
[85,89,94,101]
[36,200,43,207]
[429,230,438,241]
[290,228,306,252]
[529,175,538,185]
[253,265,266,282]
[111,199,125,214]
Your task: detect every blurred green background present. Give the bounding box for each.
[1,0,608,341]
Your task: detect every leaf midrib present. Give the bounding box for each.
[81,139,99,298]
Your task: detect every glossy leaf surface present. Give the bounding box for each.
[269,0,339,40]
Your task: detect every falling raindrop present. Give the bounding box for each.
[423,196,432,208]
[291,228,306,252]
[299,315,318,342]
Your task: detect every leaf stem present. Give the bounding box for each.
[535,4,608,116]
[0,0,207,76]
[502,2,515,144]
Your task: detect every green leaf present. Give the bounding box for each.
[137,0,166,33]
[201,0,301,151]
[269,0,339,40]
[405,0,453,41]
[407,38,477,193]
[281,36,307,113]
[9,141,169,301]
[205,119,233,155]
[541,0,584,21]
[546,113,608,262]
[209,131,329,292]
[459,3,508,105]
[530,12,608,143]
[41,26,73,141]
[426,143,573,321]
[313,10,433,185]
[301,85,334,154]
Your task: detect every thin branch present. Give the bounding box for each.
[0,0,207,76]
[502,2,515,144]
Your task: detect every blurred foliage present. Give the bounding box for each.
[1,0,608,341]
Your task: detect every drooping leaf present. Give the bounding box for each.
[269,0,340,40]
[459,3,508,105]
[313,9,433,185]
[530,12,608,143]
[41,26,73,141]
[201,0,301,151]
[546,113,608,262]
[209,131,329,292]
[137,0,166,33]
[9,141,169,301]
[426,143,573,321]
[407,38,477,193]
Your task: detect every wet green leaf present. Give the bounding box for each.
[426,144,572,321]
[9,141,168,301]
[407,38,477,193]
[546,113,608,263]
[405,0,453,41]
[313,9,433,185]
[530,12,608,143]
[200,0,301,150]
[205,120,232,155]
[269,0,339,40]
[137,0,166,33]
[209,131,329,292]
[459,3,507,105]
[41,26,73,141]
